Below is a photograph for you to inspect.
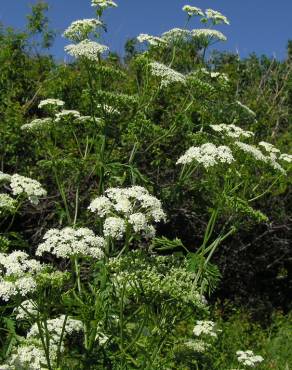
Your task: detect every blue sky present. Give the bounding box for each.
[0,0,291,60]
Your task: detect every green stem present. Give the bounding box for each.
[74,257,82,295]
[248,174,283,202]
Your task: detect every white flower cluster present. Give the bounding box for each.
[63,19,102,42]
[0,251,43,277]
[235,141,286,174]
[103,217,127,240]
[161,27,227,45]
[14,299,37,320]
[236,350,264,367]
[259,141,280,155]
[27,315,83,344]
[1,314,83,368]
[149,62,186,87]
[0,251,43,301]
[177,143,234,168]
[205,8,230,25]
[91,0,117,9]
[27,315,83,358]
[89,186,166,240]
[36,227,105,259]
[211,124,254,139]
[184,339,208,353]
[280,153,292,163]
[38,99,65,109]
[2,344,48,370]
[235,142,269,163]
[137,33,166,46]
[21,118,52,132]
[193,320,218,337]
[0,171,11,183]
[65,40,109,61]
[1,316,83,368]
[192,29,227,42]
[55,109,81,122]
[256,141,291,165]
[76,115,96,123]
[10,174,47,205]
[259,141,281,161]
[0,193,17,214]
[162,28,191,43]
[236,101,256,117]
[182,5,204,17]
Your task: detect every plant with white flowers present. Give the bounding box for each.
[236,350,264,367]
[193,320,218,337]
[36,227,105,259]
[182,5,204,18]
[149,61,186,87]
[89,186,166,247]
[9,174,47,205]
[38,98,65,109]
[0,251,44,301]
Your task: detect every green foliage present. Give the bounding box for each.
[0,1,291,369]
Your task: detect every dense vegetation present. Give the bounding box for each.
[0,1,291,369]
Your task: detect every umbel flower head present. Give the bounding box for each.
[192,29,227,42]
[91,0,118,9]
[177,143,234,168]
[36,227,105,259]
[9,174,47,205]
[38,98,65,109]
[1,343,48,370]
[89,186,166,240]
[21,118,53,132]
[63,19,103,42]
[280,153,292,163]
[55,109,81,122]
[0,251,44,302]
[236,350,264,367]
[205,8,230,25]
[210,124,254,139]
[137,33,166,47]
[162,28,192,43]
[193,320,218,337]
[149,62,186,87]
[0,194,17,214]
[0,171,11,183]
[14,299,37,320]
[234,141,286,174]
[182,5,204,17]
[65,39,109,61]
[27,315,84,348]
